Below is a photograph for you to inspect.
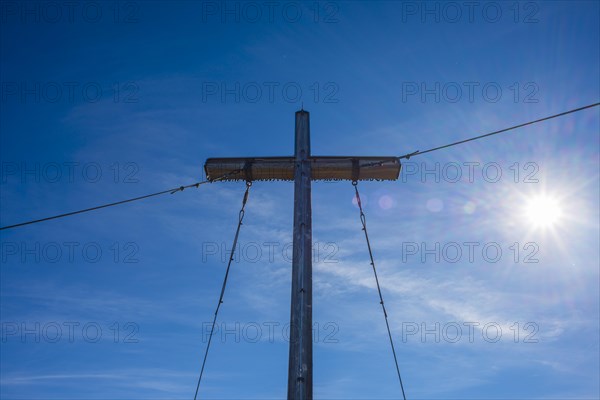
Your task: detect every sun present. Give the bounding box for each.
[524,195,563,228]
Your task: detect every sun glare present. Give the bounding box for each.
[525,195,563,228]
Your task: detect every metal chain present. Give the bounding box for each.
[194,181,252,400]
[352,181,407,400]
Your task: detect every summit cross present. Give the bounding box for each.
[204,110,401,399]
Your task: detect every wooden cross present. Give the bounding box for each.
[204,110,401,399]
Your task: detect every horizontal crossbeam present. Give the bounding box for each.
[204,156,401,182]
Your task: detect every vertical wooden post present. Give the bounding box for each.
[287,110,313,400]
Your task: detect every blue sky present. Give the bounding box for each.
[0,1,599,399]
